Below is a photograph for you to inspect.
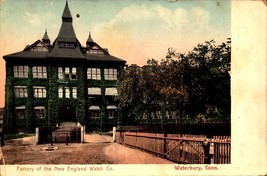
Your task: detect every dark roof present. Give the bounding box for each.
[55,22,77,43]
[3,1,126,65]
[86,54,126,63]
[62,1,72,22]
[3,40,50,61]
[3,51,48,61]
[86,32,95,45]
[48,40,85,59]
[48,1,83,59]
[42,29,50,43]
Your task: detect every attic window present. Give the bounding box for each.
[86,49,104,55]
[58,42,76,48]
[30,43,49,52]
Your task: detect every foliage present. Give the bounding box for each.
[4,133,34,140]
[117,39,231,125]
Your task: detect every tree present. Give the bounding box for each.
[117,39,231,126]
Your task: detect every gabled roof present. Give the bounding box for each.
[24,40,51,51]
[3,40,50,61]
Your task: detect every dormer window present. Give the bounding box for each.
[58,42,76,48]
[30,43,49,52]
[86,49,104,55]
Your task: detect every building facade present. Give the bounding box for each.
[3,2,126,133]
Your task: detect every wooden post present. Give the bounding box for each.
[0,132,4,147]
[163,131,167,159]
[81,126,84,143]
[203,139,211,164]
[112,127,116,142]
[35,127,39,145]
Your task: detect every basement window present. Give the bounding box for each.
[89,106,100,118]
[15,106,26,118]
[107,105,117,118]
[34,106,45,119]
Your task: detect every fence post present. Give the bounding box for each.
[35,127,39,145]
[203,139,211,164]
[112,127,116,143]
[0,133,4,147]
[81,126,84,143]
[163,131,167,159]
[51,128,53,146]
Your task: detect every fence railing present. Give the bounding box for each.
[115,131,230,164]
[36,126,83,144]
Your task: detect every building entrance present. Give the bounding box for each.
[58,105,77,125]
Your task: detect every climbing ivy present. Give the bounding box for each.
[4,63,123,133]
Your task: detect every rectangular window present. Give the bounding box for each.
[71,67,76,80]
[87,68,101,80]
[34,106,45,119]
[58,87,63,98]
[58,67,63,79]
[33,66,47,78]
[14,86,27,98]
[69,43,75,48]
[104,68,117,80]
[156,111,161,119]
[65,67,70,79]
[72,87,77,98]
[59,43,64,48]
[33,86,46,98]
[14,66,28,78]
[108,110,116,118]
[15,106,26,118]
[105,87,118,96]
[107,105,117,118]
[65,87,70,98]
[89,106,100,118]
[88,87,101,95]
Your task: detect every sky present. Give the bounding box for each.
[0,0,231,107]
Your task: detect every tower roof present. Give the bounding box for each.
[62,1,72,22]
[56,0,76,43]
[42,29,50,44]
[86,32,95,45]
[48,1,84,59]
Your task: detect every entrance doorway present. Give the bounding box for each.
[58,105,77,125]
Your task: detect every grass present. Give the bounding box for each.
[4,133,34,140]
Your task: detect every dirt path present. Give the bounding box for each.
[1,134,174,164]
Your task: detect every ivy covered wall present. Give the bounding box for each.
[4,61,124,134]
